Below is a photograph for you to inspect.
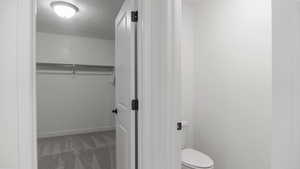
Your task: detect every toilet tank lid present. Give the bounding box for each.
[182,149,214,168]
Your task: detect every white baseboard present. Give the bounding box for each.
[38,126,115,138]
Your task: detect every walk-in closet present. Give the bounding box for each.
[36,1,124,169]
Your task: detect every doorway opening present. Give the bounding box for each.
[35,1,138,169]
[178,0,272,169]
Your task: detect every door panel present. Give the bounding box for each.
[115,1,136,169]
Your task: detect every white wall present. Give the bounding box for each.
[0,1,19,168]
[182,0,272,169]
[181,0,196,148]
[271,0,300,168]
[0,0,34,168]
[36,32,115,137]
[37,32,114,66]
[37,73,115,137]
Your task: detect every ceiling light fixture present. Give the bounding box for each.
[50,1,79,19]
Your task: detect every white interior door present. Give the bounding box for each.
[114,1,137,169]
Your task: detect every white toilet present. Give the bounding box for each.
[182,148,214,169]
[180,121,214,169]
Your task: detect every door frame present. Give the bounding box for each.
[15,0,37,169]
[137,0,182,169]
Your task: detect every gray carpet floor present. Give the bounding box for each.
[38,131,116,169]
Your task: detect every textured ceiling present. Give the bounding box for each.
[37,0,124,40]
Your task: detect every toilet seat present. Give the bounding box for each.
[182,149,214,169]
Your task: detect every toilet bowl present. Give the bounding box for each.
[182,148,214,169]
[179,121,214,169]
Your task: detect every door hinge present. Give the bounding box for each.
[131,11,138,22]
[131,99,139,110]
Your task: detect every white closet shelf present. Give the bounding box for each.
[36,62,114,75]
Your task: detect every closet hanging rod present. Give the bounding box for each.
[36,63,114,75]
[36,62,114,69]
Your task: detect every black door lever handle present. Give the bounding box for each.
[112,109,118,114]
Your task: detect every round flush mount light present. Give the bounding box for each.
[50,1,79,19]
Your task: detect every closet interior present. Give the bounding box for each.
[36,1,124,169]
